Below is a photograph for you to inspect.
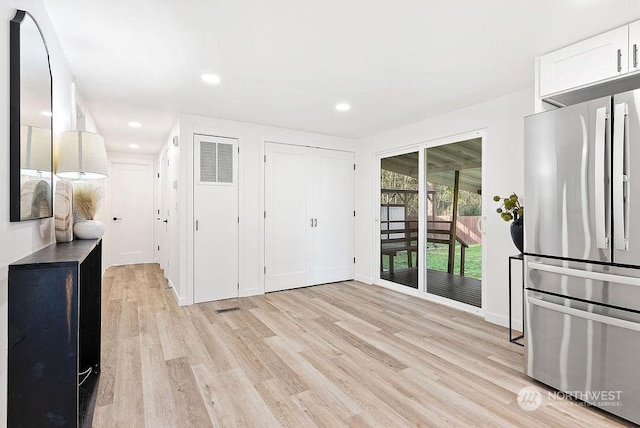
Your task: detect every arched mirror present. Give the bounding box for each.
[10,10,53,222]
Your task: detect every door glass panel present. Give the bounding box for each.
[425,139,482,307]
[380,152,419,288]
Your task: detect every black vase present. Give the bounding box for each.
[510,216,524,254]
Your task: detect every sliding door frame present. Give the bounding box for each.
[374,145,424,296]
[373,129,486,315]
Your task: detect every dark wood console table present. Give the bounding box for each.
[8,239,102,427]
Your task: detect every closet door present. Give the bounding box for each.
[308,148,354,285]
[264,143,354,292]
[194,134,239,303]
[264,143,314,292]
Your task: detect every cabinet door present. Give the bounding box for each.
[8,266,79,426]
[308,148,354,285]
[540,26,628,97]
[629,21,640,73]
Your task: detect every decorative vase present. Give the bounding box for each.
[510,216,524,253]
[74,220,105,239]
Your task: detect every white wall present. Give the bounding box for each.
[355,88,534,329]
[1,1,81,425]
[168,114,357,305]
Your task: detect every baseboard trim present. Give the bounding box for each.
[167,279,189,306]
[354,274,373,285]
[239,288,261,298]
[484,311,523,331]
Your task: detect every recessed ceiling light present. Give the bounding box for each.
[335,103,351,112]
[128,121,142,128]
[201,73,221,84]
[128,144,139,149]
[41,111,52,117]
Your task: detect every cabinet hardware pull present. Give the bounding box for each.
[618,48,622,72]
[634,44,638,69]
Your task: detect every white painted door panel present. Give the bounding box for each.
[309,150,354,285]
[540,26,628,97]
[110,161,154,265]
[264,143,312,292]
[194,134,239,303]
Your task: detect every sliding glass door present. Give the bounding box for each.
[425,138,482,307]
[380,152,419,289]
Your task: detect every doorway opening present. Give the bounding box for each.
[425,138,482,307]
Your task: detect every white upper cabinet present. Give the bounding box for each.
[629,21,640,72]
[540,26,629,97]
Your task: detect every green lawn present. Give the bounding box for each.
[382,243,482,280]
[427,243,482,279]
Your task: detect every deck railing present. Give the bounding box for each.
[380,219,469,276]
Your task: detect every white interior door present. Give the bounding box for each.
[264,143,313,292]
[110,160,155,265]
[264,143,354,292]
[194,134,239,303]
[309,149,354,285]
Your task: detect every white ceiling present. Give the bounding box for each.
[42,0,640,154]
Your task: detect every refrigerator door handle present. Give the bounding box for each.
[529,261,640,287]
[527,294,640,332]
[613,102,629,251]
[595,106,608,249]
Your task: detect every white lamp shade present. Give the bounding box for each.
[20,125,52,176]
[56,131,109,179]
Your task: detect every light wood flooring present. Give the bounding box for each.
[94,264,628,427]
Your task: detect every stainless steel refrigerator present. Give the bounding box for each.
[524,89,640,424]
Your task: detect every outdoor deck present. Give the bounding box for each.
[380,268,481,308]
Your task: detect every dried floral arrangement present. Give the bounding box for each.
[72,182,103,221]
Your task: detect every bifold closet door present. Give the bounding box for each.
[194,134,239,303]
[264,142,354,292]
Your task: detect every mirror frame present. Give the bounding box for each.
[10,10,53,222]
